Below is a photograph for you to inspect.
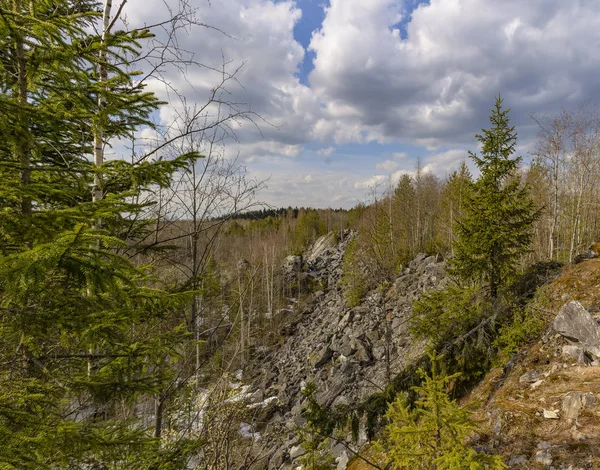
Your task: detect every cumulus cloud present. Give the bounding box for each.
[392,152,408,160]
[120,0,600,207]
[126,0,320,159]
[309,0,600,148]
[423,149,468,175]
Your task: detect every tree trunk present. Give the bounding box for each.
[13,0,31,216]
[93,0,112,208]
[154,395,164,438]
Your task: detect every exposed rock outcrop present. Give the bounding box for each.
[244,232,447,468]
[553,300,600,358]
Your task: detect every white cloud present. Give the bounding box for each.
[376,159,400,172]
[354,174,386,190]
[423,149,467,175]
[309,0,600,148]
[119,0,600,208]
[392,152,408,160]
[316,146,335,157]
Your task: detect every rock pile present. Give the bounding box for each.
[245,232,447,468]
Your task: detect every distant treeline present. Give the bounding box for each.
[225,206,347,221]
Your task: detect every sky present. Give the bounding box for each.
[125,0,600,209]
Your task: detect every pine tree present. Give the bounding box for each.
[452,95,539,298]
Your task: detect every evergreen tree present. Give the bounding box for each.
[452,95,539,298]
[393,174,417,257]
[376,353,505,470]
[0,1,201,466]
[439,162,473,255]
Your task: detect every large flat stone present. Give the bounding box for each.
[553,301,600,357]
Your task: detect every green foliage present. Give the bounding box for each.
[347,202,367,228]
[494,284,551,359]
[438,162,473,253]
[226,220,246,236]
[411,283,502,385]
[248,215,281,234]
[411,283,491,346]
[291,210,327,255]
[341,236,368,307]
[451,95,539,298]
[376,353,506,470]
[298,383,336,470]
[0,1,203,466]
[297,429,336,470]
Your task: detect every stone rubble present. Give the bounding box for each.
[245,231,447,468]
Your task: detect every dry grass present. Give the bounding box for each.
[464,259,600,467]
[545,258,600,308]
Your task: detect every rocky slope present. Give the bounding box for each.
[464,258,600,469]
[234,233,600,470]
[242,231,448,468]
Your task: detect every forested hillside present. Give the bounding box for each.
[3,1,600,469]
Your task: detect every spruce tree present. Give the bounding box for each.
[0,1,201,467]
[440,162,473,254]
[452,95,539,298]
[376,353,505,469]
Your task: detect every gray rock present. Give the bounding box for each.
[247,236,448,464]
[353,340,373,364]
[520,369,541,384]
[534,442,553,466]
[562,391,597,422]
[284,254,302,269]
[289,445,306,460]
[306,233,337,264]
[562,344,593,365]
[332,395,349,409]
[365,330,380,342]
[553,301,600,357]
[339,336,356,357]
[409,253,428,270]
[311,346,333,368]
[508,455,528,466]
[574,249,598,264]
[336,451,349,470]
[534,449,553,466]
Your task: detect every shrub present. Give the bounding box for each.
[341,237,369,307]
[375,353,506,470]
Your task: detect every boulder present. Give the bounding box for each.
[562,391,597,422]
[353,340,373,364]
[508,455,528,466]
[306,233,337,264]
[562,344,593,365]
[336,451,349,470]
[289,445,306,460]
[519,369,541,384]
[311,346,333,368]
[534,442,553,466]
[283,255,302,273]
[574,249,599,264]
[553,301,600,357]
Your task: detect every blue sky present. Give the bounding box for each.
[291,0,325,86]
[131,0,600,209]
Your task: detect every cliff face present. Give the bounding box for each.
[242,231,448,468]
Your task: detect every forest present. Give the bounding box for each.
[2,1,600,469]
